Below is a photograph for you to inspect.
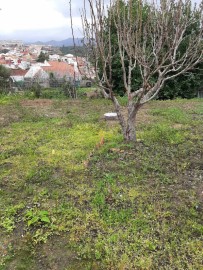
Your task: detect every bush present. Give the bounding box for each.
[41,89,66,99]
[62,82,77,98]
[0,65,11,93]
[31,83,42,98]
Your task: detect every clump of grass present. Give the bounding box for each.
[117,95,128,106]
[0,93,22,105]
[139,123,186,144]
[40,89,66,99]
[191,103,203,115]
[150,107,190,124]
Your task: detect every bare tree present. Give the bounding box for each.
[70,0,203,142]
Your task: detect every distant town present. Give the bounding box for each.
[0,40,95,89]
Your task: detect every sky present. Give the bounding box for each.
[0,0,83,42]
[0,0,202,42]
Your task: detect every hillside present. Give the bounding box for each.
[59,46,86,57]
[26,38,83,47]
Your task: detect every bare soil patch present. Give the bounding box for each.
[20,99,54,107]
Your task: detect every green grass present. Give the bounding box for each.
[149,107,190,123]
[0,94,203,269]
[0,94,23,105]
[139,123,186,144]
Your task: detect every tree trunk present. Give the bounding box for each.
[124,113,137,141]
[112,96,140,142]
[123,101,140,141]
[116,103,138,142]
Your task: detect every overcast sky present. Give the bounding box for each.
[0,0,202,42]
[0,0,83,42]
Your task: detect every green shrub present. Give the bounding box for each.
[40,89,66,99]
[31,83,42,98]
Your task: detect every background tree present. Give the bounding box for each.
[49,72,59,88]
[103,1,203,99]
[62,81,77,98]
[60,46,86,57]
[37,51,49,63]
[71,0,203,141]
[0,64,11,92]
[158,62,203,99]
[0,48,10,54]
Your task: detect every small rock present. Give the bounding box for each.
[104,112,118,120]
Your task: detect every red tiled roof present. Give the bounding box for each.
[42,61,76,78]
[10,69,27,76]
[0,59,6,65]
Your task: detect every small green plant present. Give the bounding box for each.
[25,209,51,226]
[1,217,15,233]
[0,203,25,232]
[33,229,53,244]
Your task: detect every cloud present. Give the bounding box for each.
[0,0,69,33]
[0,0,84,40]
[0,0,201,41]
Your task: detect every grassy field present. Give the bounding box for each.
[0,93,203,269]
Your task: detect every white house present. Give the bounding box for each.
[49,54,61,61]
[24,66,49,87]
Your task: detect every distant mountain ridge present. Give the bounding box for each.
[26,38,83,47]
